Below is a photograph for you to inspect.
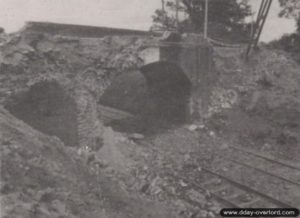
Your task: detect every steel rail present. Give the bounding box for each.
[228,159,300,187]
[140,141,295,209]
[230,146,300,171]
[200,167,294,208]
[165,172,241,208]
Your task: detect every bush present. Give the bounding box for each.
[268,33,300,63]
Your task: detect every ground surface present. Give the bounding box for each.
[0,107,181,218]
[1,30,300,218]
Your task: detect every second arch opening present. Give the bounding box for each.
[99,61,192,134]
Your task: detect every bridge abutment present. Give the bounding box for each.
[139,33,214,120]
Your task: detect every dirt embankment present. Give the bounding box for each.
[0,107,181,218]
[209,47,300,161]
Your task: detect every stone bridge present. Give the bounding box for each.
[22,22,215,120]
[2,22,215,149]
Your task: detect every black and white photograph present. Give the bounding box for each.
[0,0,299,217]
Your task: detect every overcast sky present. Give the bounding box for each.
[0,0,296,42]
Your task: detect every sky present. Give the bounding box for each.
[0,0,297,42]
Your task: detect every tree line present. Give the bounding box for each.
[151,0,300,44]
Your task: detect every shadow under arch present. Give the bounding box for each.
[4,80,78,147]
[140,61,192,123]
[98,61,192,134]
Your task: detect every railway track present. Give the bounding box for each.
[97,105,299,212]
[219,146,300,207]
[140,140,299,217]
[229,146,300,172]
[170,165,296,208]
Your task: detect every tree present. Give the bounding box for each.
[151,9,177,31]
[151,0,252,39]
[270,1,300,64]
[278,0,300,32]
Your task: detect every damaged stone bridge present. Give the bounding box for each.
[21,22,215,120]
[1,22,215,150]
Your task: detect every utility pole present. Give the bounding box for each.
[176,0,179,29]
[245,0,273,59]
[204,0,208,38]
[161,0,165,12]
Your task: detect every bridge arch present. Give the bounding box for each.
[99,61,192,134]
[4,80,79,147]
[140,61,192,123]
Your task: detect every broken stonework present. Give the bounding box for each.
[1,27,218,148]
[0,31,151,148]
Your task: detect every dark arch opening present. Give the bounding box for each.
[4,81,78,146]
[140,61,192,123]
[99,62,192,134]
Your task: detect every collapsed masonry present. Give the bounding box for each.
[0,22,215,149]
